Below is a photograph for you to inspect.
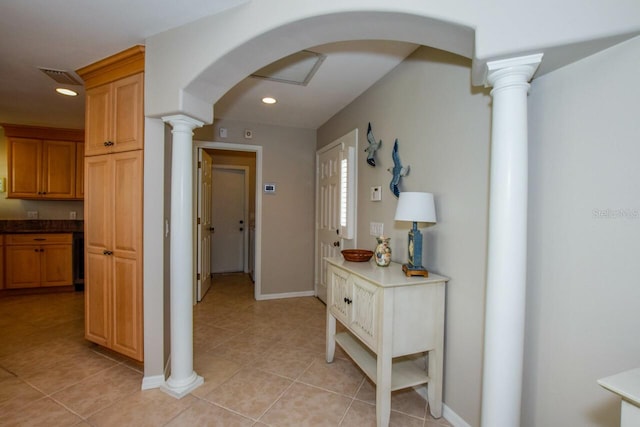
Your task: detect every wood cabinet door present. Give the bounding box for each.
[8,138,41,198]
[85,154,113,347]
[112,256,143,361]
[85,249,111,347]
[40,244,73,286]
[75,143,84,199]
[111,150,143,361]
[112,73,144,153]
[84,151,143,361]
[42,140,76,199]
[0,237,4,289]
[5,246,41,288]
[85,83,112,156]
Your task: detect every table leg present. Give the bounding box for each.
[428,348,443,418]
[326,311,336,363]
[376,356,392,427]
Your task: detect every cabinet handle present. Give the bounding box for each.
[104,141,114,147]
[343,297,352,304]
[103,250,113,255]
[333,241,340,247]
[33,238,46,241]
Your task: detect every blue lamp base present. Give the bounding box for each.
[403,222,429,277]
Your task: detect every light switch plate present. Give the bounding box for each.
[370,186,382,201]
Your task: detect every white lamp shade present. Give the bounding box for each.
[394,192,436,223]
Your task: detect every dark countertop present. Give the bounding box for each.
[0,220,84,234]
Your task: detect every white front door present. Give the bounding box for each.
[211,167,246,273]
[197,149,213,302]
[315,144,343,303]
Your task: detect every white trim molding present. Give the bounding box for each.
[256,290,316,301]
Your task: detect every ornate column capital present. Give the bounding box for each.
[484,53,543,93]
[162,114,204,132]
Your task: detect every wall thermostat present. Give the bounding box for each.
[264,183,276,194]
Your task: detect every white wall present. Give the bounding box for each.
[318,46,491,426]
[524,36,640,427]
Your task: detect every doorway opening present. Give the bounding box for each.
[194,141,262,301]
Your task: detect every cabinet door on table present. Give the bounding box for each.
[349,275,379,350]
[328,265,351,324]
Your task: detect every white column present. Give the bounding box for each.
[161,114,204,398]
[481,54,542,427]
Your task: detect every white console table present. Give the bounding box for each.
[598,368,640,426]
[325,257,448,427]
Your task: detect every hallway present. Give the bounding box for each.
[0,275,450,426]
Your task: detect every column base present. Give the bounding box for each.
[160,372,204,398]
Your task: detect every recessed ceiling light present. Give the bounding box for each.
[262,97,277,105]
[56,88,78,96]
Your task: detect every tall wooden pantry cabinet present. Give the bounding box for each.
[76,46,144,362]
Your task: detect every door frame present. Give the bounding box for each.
[193,140,262,301]
[211,164,250,273]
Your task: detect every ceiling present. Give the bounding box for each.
[0,0,417,131]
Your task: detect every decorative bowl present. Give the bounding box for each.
[341,249,374,262]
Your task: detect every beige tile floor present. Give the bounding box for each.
[0,274,453,426]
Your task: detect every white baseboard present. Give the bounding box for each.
[255,290,316,300]
[443,404,473,427]
[141,355,171,390]
[141,375,165,390]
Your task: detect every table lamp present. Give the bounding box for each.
[394,192,436,277]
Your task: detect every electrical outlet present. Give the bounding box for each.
[69,211,77,219]
[370,222,384,236]
[27,211,38,219]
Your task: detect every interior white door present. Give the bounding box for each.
[212,167,245,273]
[315,144,343,303]
[197,149,213,301]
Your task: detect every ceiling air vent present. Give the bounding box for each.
[38,67,82,85]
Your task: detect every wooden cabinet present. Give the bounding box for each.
[0,236,4,289]
[326,258,448,426]
[77,45,145,157]
[78,45,145,362]
[85,149,143,361]
[84,73,143,156]
[4,234,73,289]
[3,125,84,200]
[75,142,85,199]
